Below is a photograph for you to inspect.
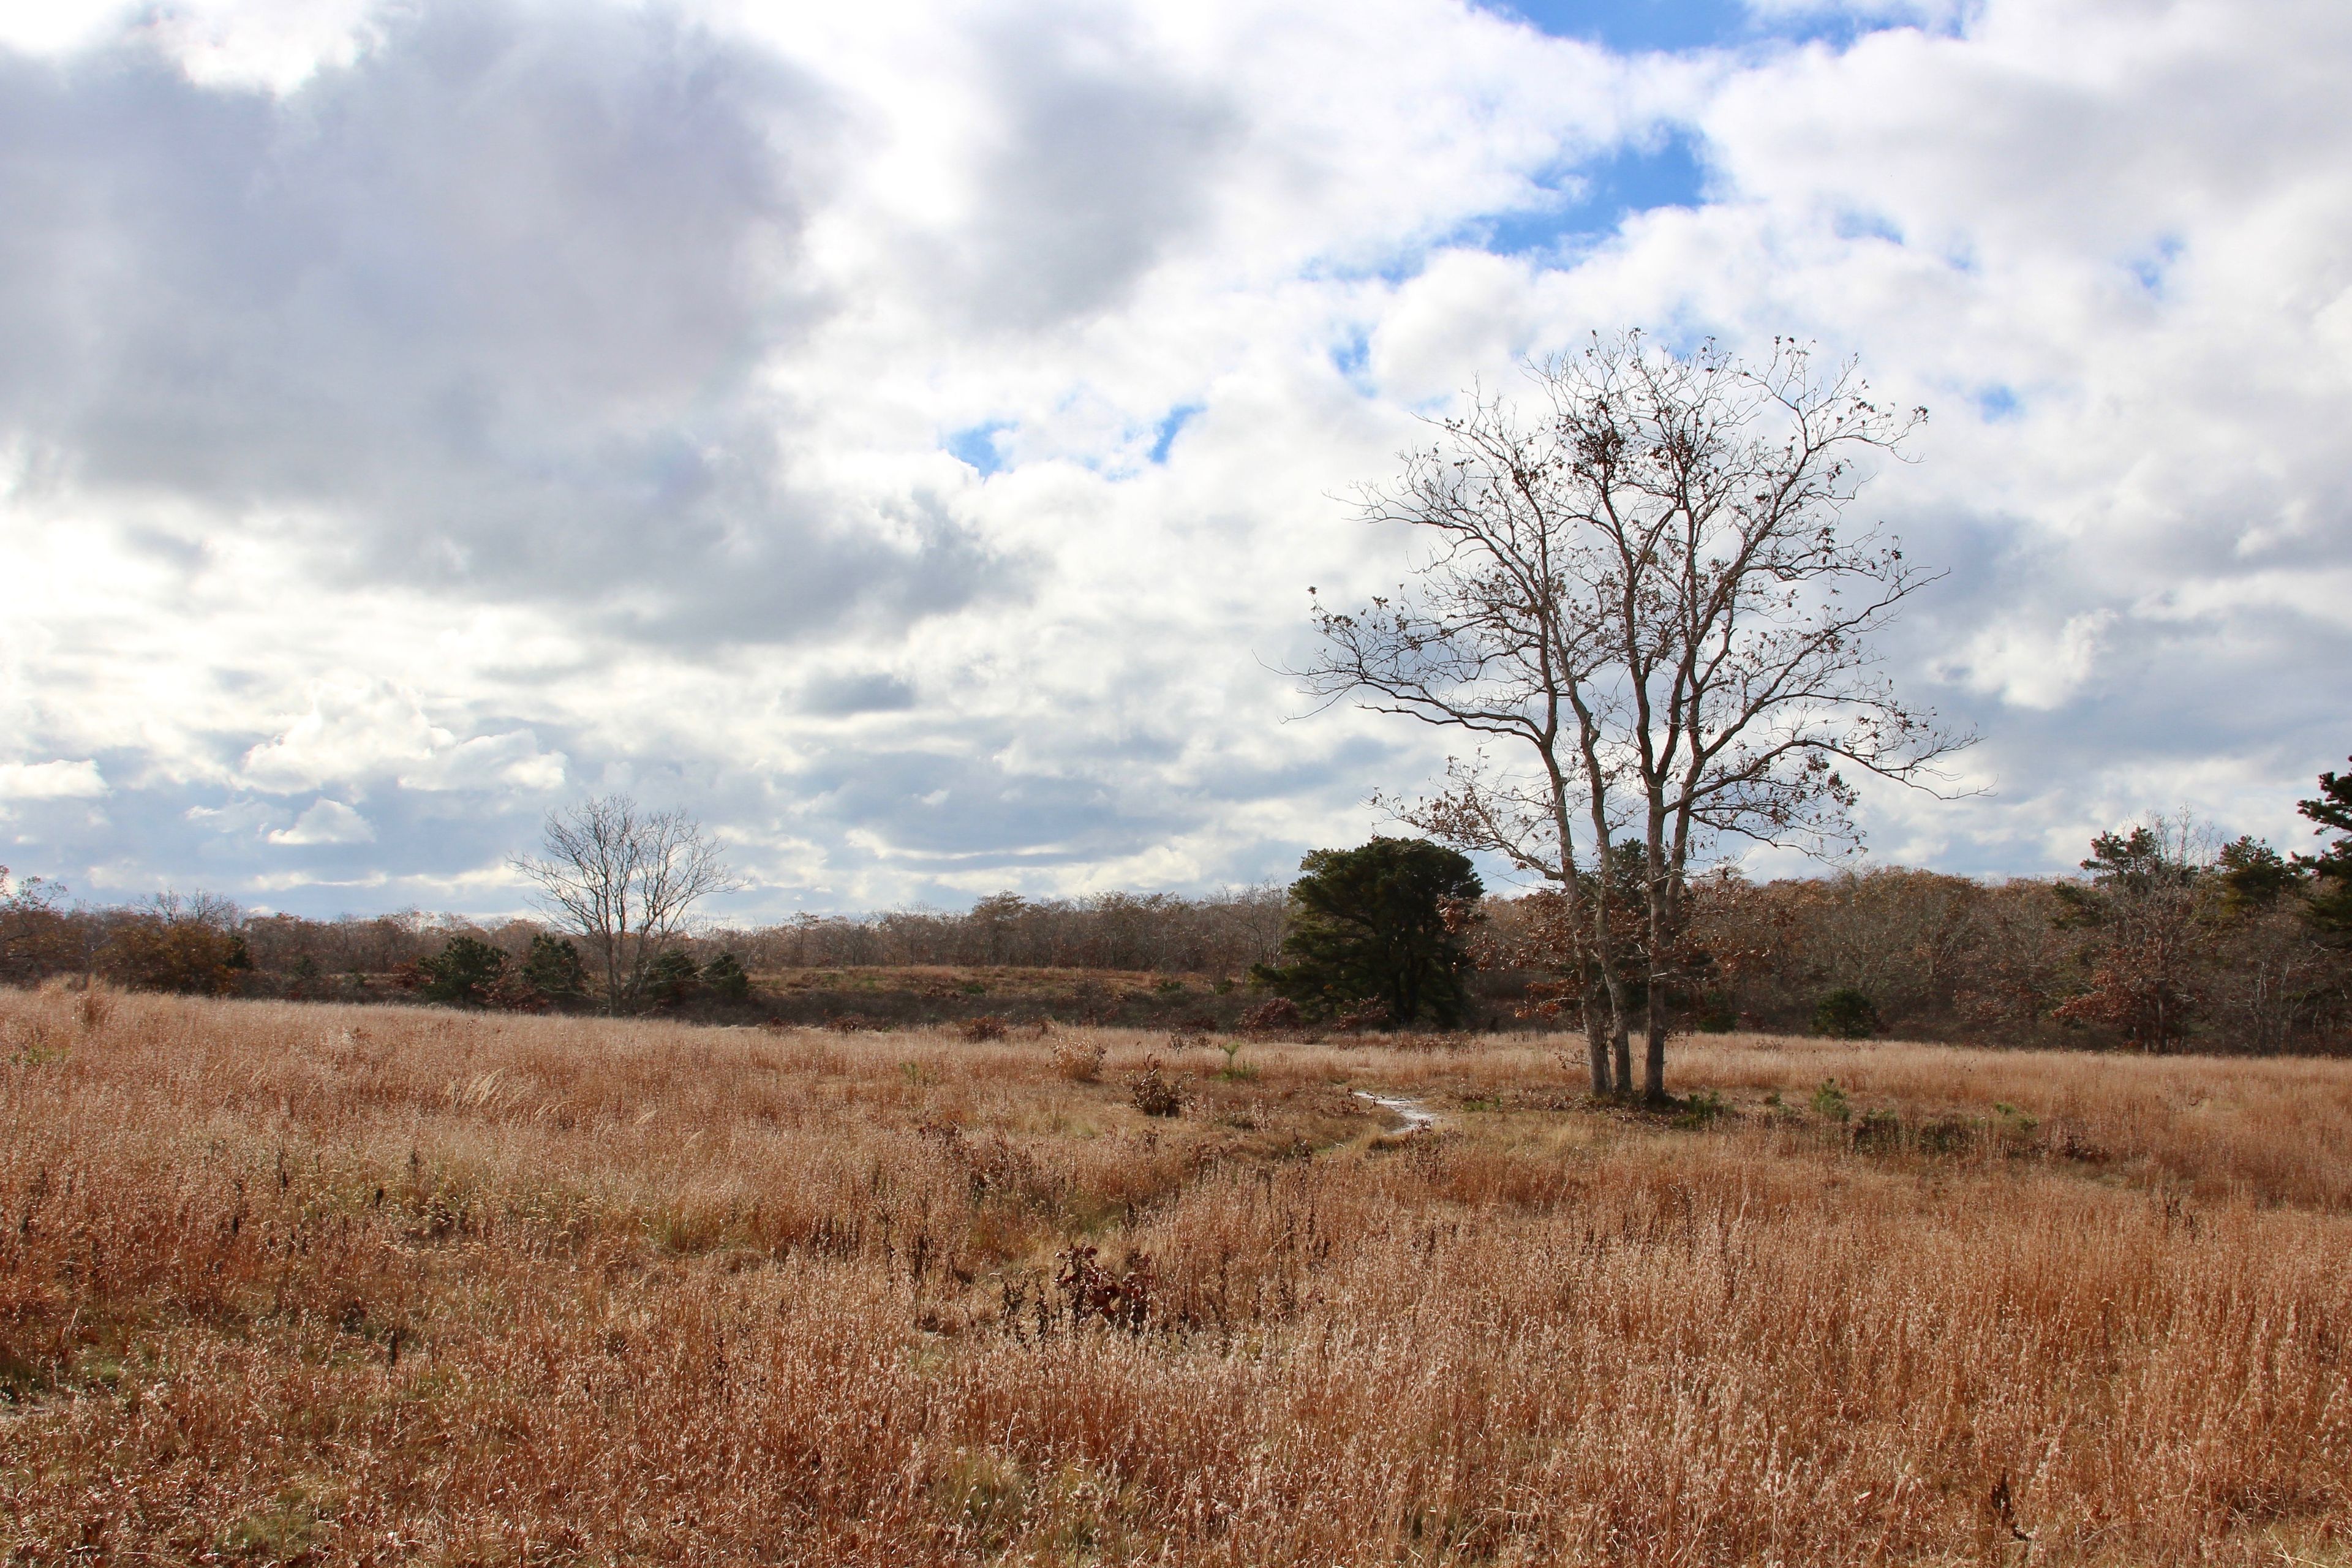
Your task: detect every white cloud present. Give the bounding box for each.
[0,0,405,89]
[241,682,453,794]
[398,731,568,794]
[238,681,567,799]
[0,759,107,799]
[0,0,2346,907]
[266,797,376,845]
[1943,609,2118,712]
[0,0,117,56]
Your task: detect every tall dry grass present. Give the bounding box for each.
[2,987,2348,1564]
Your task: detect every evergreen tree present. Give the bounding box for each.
[2050,822,2208,1050]
[520,933,588,1002]
[640,946,700,1005]
[1251,839,1483,1026]
[2297,759,2352,937]
[418,936,508,1007]
[2217,835,2297,916]
[701,951,752,1001]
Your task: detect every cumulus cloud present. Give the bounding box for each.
[0,0,1008,647]
[266,797,375,845]
[0,0,2345,911]
[1941,610,2117,712]
[239,682,452,793]
[237,682,570,804]
[0,759,108,799]
[398,731,567,794]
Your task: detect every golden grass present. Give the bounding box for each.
[2,987,2350,1565]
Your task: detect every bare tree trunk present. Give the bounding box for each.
[1611,990,1632,1093]
[1582,978,1613,1095]
[1643,835,1672,1104]
[1643,1005,1669,1102]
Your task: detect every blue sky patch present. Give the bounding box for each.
[1330,330,1374,394]
[1148,404,1202,464]
[1834,208,1905,244]
[946,421,1013,477]
[2130,235,2185,296]
[1481,0,1751,53]
[1483,130,1709,258]
[1976,384,2019,421]
[1479,0,1934,55]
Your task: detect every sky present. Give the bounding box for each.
[0,0,2347,920]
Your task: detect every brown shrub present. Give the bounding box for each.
[1050,1036,1106,1082]
[1126,1054,1183,1116]
[960,1015,1011,1042]
[483,968,548,1014]
[1238,996,1303,1035]
[1054,1243,1154,1332]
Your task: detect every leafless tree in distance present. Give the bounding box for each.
[1300,331,1972,1101]
[510,794,741,1011]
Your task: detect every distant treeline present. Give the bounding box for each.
[719,891,1292,976]
[4,833,2349,1054]
[0,884,1291,991]
[1676,856,2348,1054]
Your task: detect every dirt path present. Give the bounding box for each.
[1354,1089,1437,1134]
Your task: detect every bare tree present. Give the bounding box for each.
[1302,333,1970,1100]
[510,795,741,1011]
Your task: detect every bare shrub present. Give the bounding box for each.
[39,976,118,1034]
[1126,1055,1183,1117]
[1238,997,1303,1036]
[1054,1243,1153,1332]
[1050,1037,1106,1082]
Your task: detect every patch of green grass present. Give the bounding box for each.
[1674,1089,1730,1129]
[219,1481,337,1561]
[1853,1108,1902,1149]
[932,1447,1028,1548]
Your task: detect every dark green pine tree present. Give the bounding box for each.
[2216,835,2297,915]
[1250,838,1483,1027]
[639,946,701,1005]
[2297,758,2352,937]
[520,934,588,1002]
[701,952,752,1001]
[418,936,508,1007]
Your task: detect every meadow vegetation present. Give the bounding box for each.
[9,842,2351,1052]
[3,984,2348,1563]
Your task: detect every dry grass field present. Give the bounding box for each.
[2,985,2349,1565]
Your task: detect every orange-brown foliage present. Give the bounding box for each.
[2,986,2348,1564]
